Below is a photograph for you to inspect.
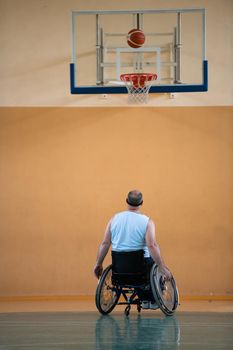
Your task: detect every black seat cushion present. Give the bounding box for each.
[111,250,148,285]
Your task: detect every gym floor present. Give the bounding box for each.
[0,300,232,349]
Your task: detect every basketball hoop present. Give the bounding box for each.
[120,73,157,104]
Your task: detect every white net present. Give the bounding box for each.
[120,73,157,104]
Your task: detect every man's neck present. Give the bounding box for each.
[128,206,141,213]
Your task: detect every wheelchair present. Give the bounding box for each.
[95,250,179,316]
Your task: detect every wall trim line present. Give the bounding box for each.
[0,295,232,302]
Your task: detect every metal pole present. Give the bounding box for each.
[137,13,140,29]
[134,13,144,73]
[133,13,143,29]
[174,12,182,83]
[100,28,104,83]
[173,27,177,83]
[73,9,205,16]
[202,9,206,61]
[96,14,104,85]
[71,12,76,64]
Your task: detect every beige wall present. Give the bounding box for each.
[0,0,233,106]
[0,106,233,297]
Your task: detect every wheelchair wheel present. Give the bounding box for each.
[95,265,120,315]
[150,264,179,316]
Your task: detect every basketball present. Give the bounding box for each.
[127,28,145,48]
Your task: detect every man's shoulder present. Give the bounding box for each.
[112,211,127,219]
[111,211,152,222]
[110,211,127,227]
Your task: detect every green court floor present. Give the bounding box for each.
[0,311,232,349]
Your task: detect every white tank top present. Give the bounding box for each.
[110,211,150,257]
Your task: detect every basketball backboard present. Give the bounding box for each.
[70,9,208,94]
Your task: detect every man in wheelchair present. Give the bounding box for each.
[94,190,178,316]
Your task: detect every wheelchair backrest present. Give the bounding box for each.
[111,250,147,285]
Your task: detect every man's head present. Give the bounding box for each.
[126,190,143,207]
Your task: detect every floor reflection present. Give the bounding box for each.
[95,313,180,350]
[0,311,232,349]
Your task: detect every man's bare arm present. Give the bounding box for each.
[145,219,172,279]
[94,220,112,278]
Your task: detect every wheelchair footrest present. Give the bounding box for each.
[117,301,139,305]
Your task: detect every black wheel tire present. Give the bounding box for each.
[95,265,120,315]
[150,264,179,316]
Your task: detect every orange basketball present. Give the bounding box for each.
[127,29,145,48]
